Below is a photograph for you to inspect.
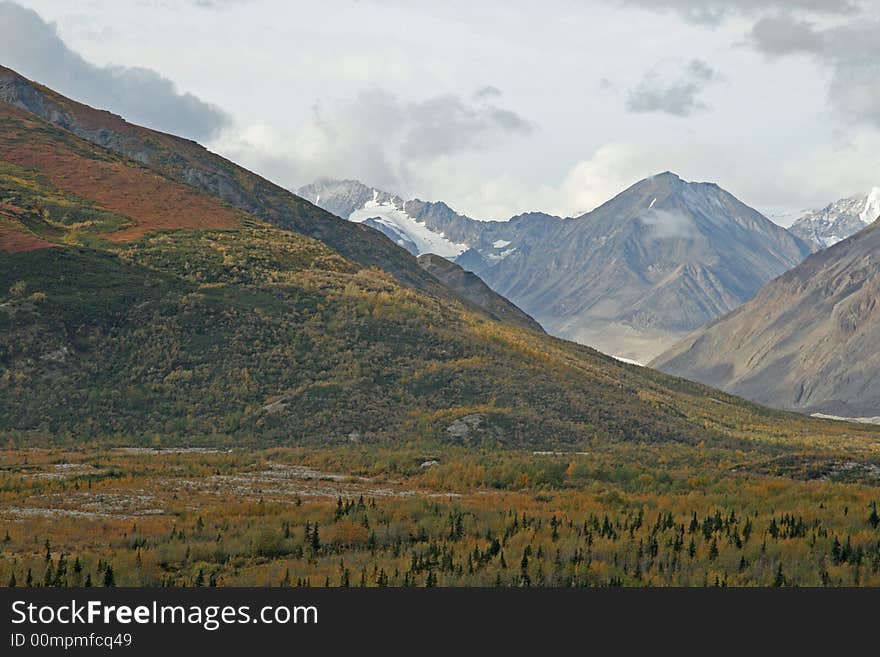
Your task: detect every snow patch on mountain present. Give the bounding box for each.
[348,191,467,258]
[790,188,880,250]
[859,187,880,224]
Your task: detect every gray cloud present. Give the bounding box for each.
[626,59,720,117]
[0,1,230,141]
[473,85,502,100]
[400,93,535,159]
[313,87,536,163]
[750,15,824,54]
[222,85,537,196]
[750,15,880,129]
[135,0,255,9]
[619,0,859,25]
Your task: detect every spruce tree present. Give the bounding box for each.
[103,565,115,588]
[43,563,54,588]
[773,563,785,587]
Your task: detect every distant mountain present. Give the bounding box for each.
[303,174,811,362]
[298,178,561,264]
[298,180,468,258]
[652,219,880,418]
[788,188,880,250]
[296,179,543,327]
[472,173,812,362]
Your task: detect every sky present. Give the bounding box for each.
[2,0,879,223]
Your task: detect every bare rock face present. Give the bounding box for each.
[445,414,485,441]
[652,220,880,417]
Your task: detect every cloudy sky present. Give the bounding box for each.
[2,0,879,222]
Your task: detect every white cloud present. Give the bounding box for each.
[411,135,880,223]
[405,143,661,220]
[639,208,698,239]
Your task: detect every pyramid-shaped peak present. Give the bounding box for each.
[650,171,681,181]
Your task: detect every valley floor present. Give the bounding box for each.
[2,440,880,587]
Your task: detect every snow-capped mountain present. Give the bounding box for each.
[301,174,811,362]
[299,180,468,259]
[300,179,562,266]
[788,188,880,250]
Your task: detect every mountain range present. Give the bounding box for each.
[2,64,838,449]
[302,175,812,362]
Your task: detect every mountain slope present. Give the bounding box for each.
[789,189,880,251]
[0,102,244,242]
[416,254,543,332]
[0,65,450,296]
[3,79,875,449]
[0,65,556,330]
[652,219,880,417]
[472,173,812,362]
